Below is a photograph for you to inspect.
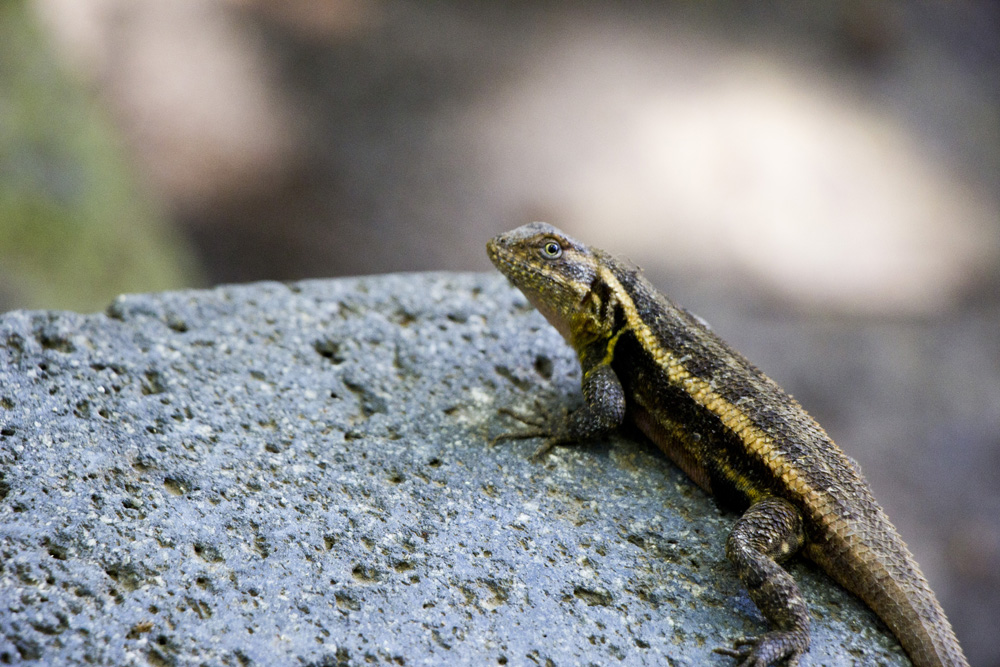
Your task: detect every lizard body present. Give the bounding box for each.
[487,222,967,667]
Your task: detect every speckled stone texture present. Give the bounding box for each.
[0,274,908,666]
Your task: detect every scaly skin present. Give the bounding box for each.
[488,223,967,667]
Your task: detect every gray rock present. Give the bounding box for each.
[0,274,907,666]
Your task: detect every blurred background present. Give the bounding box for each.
[2,0,998,662]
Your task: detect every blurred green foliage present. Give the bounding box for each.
[0,1,201,313]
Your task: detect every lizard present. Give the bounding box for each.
[486,222,967,667]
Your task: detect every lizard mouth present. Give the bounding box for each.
[487,239,541,286]
[486,237,524,280]
[485,238,504,268]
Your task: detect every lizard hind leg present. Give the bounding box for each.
[715,497,810,667]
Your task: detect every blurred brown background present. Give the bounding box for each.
[2,1,998,663]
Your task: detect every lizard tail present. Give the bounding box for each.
[809,530,968,667]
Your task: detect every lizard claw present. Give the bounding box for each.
[489,407,551,447]
[496,406,548,429]
[713,632,805,667]
[491,406,569,461]
[527,437,560,462]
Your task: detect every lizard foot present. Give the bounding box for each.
[491,406,569,461]
[713,631,807,667]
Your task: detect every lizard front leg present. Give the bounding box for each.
[717,497,810,667]
[494,361,626,460]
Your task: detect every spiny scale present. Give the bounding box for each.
[488,222,967,667]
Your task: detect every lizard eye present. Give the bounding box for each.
[541,240,563,259]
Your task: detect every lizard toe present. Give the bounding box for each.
[713,631,807,667]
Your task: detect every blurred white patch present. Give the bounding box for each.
[28,2,998,313]
[32,0,298,209]
[471,22,998,314]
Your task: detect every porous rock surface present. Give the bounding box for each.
[0,273,907,665]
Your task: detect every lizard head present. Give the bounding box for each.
[487,223,605,345]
